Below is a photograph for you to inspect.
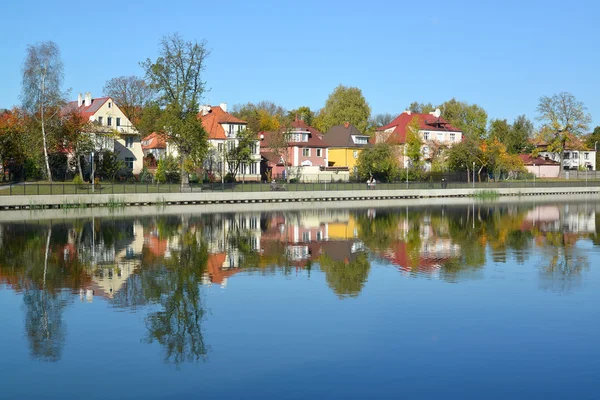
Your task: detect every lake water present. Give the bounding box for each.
[1,201,599,399]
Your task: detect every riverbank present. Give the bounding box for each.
[0,190,599,221]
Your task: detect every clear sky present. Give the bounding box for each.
[1,0,598,128]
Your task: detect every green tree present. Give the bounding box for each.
[510,115,534,154]
[313,85,371,133]
[356,143,399,182]
[21,41,67,182]
[407,102,435,114]
[439,98,488,140]
[319,252,370,298]
[225,128,258,181]
[96,150,124,181]
[536,92,592,175]
[287,106,314,126]
[585,126,600,167]
[141,33,210,188]
[446,137,482,182]
[405,116,424,174]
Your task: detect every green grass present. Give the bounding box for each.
[473,190,500,200]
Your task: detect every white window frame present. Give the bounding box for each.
[302,148,310,157]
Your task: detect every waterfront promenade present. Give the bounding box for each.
[0,181,599,211]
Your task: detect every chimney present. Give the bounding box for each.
[84,92,92,107]
[220,102,227,112]
[404,110,411,115]
[77,93,83,107]
[344,121,350,128]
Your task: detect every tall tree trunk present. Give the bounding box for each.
[180,152,190,189]
[40,72,53,182]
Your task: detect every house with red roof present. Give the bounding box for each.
[260,117,328,180]
[199,103,261,181]
[518,154,560,178]
[141,132,168,169]
[62,92,143,174]
[375,110,463,170]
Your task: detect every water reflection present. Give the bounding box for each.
[0,201,599,363]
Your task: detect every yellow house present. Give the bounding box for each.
[324,122,370,172]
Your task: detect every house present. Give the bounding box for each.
[533,133,597,171]
[199,103,261,181]
[141,132,168,168]
[260,117,328,181]
[323,122,370,174]
[374,110,462,169]
[518,154,560,178]
[62,92,143,174]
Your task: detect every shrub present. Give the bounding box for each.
[73,175,85,186]
[139,167,153,183]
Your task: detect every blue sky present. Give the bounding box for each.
[1,0,598,128]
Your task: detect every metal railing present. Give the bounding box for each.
[2,176,600,196]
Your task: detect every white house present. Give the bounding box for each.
[537,147,597,171]
[62,92,143,174]
[199,103,261,181]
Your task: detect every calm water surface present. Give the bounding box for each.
[1,202,600,399]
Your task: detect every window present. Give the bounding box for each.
[125,137,134,148]
[97,116,103,125]
[302,231,311,242]
[249,217,258,230]
[437,132,444,141]
[573,152,578,159]
[250,143,258,154]
[353,150,359,159]
[116,117,121,127]
[564,152,570,159]
[354,136,368,145]
[108,102,112,108]
[228,140,235,150]
[240,163,246,174]
[125,157,134,169]
[107,117,112,126]
[423,146,429,157]
[316,149,322,157]
[316,231,322,241]
[250,162,257,175]
[228,125,234,137]
[302,148,310,157]
[450,133,456,142]
[584,152,589,160]
[423,132,430,140]
[218,143,223,152]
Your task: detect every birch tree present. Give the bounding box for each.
[21,41,65,182]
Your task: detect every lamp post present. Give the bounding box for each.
[533,163,535,186]
[91,151,95,193]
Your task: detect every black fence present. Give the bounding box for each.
[2,175,600,196]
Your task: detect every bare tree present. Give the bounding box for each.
[536,92,592,175]
[21,41,66,182]
[102,76,155,125]
[141,33,210,188]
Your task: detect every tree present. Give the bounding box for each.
[446,138,482,182]
[585,126,600,168]
[102,75,155,125]
[313,85,371,133]
[224,128,257,181]
[21,41,66,182]
[61,110,94,180]
[439,98,488,140]
[407,102,435,114]
[369,113,395,129]
[287,106,314,126]
[231,101,287,133]
[0,108,28,179]
[536,92,592,175]
[141,33,210,188]
[356,143,399,182]
[405,116,424,175]
[510,115,534,154]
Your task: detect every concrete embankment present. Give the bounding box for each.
[0,186,598,218]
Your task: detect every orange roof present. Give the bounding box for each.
[199,105,247,140]
[206,252,241,284]
[141,132,168,150]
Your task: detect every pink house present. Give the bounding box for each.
[260,117,328,180]
[519,154,560,178]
